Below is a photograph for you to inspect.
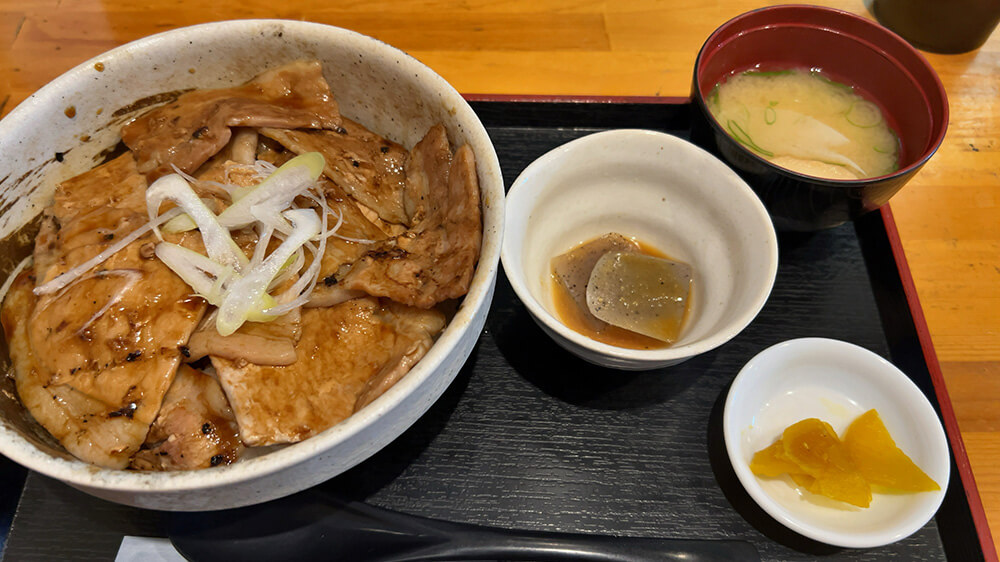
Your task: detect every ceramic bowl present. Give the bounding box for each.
[0,20,503,510]
[501,129,778,371]
[691,5,949,231]
[724,338,950,548]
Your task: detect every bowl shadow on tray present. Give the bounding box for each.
[487,270,708,410]
[706,380,843,556]
[167,343,477,532]
[778,230,844,263]
[325,346,479,501]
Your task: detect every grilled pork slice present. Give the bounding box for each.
[131,365,242,471]
[186,308,301,366]
[3,271,153,468]
[339,127,482,308]
[122,60,342,180]
[307,178,391,307]
[400,122,450,226]
[261,117,411,225]
[353,300,448,411]
[18,154,206,469]
[33,151,151,285]
[211,297,445,446]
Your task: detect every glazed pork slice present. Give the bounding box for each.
[186,308,301,366]
[353,300,448,411]
[2,271,155,468]
[307,178,391,307]
[400,122,450,226]
[131,365,242,471]
[211,297,445,446]
[33,152,150,284]
[260,117,411,225]
[19,154,206,468]
[338,126,482,308]
[122,60,342,180]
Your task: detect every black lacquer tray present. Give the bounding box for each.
[0,99,989,561]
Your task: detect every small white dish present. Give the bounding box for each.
[501,129,778,370]
[724,338,950,548]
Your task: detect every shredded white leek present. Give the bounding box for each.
[37,150,337,336]
[154,243,236,306]
[0,255,33,304]
[147,175,249,273]
[215,209,321,335]
[34,208,182,296]
[217,152,325,232]
[145,151,335,335]
[265,199,329,317]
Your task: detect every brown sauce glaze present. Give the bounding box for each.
[550,239,691,350]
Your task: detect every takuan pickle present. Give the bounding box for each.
[750,409,939,508]
[845,409,941,493]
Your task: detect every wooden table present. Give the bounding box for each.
[1,0,998,557]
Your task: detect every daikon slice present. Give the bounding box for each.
[551,233,638,331]
[586,252,692,343]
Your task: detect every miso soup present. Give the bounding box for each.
[707,69,899,180]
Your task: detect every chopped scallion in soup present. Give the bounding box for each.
[707,69,900,180]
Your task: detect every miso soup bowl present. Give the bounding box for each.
[691,5,949,231]
[0,20,503,510]
[502,129,778,371]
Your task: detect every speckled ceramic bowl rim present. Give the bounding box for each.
[0,20,503,494]
[501,129,778,366]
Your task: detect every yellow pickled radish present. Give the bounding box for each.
[779,418,871,508]
[788,473,817,489]
[844,409,940,492]
[780,418,853,474]
[750,410,938,509]
[750,440,805,478]
[805,470,872,508]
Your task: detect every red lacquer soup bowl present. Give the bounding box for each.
[691,5,948,231]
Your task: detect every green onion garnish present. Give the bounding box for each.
[765,106,777,125]
[727,120,774,157]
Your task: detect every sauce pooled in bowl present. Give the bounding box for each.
[550,233,693,350]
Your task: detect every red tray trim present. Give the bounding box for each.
[460,92,992,556]
[882,204,998,562]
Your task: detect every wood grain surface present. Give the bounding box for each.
[1,0,997,555]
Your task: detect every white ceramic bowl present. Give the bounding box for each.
[724,338,950,548]
[501,129,778,370]
[0,20,503,510]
